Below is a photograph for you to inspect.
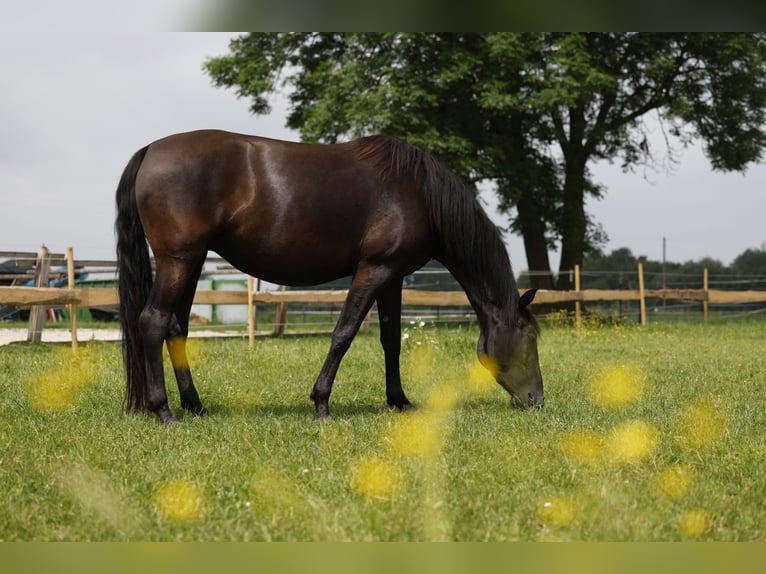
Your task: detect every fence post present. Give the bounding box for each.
[274,284,288,336]
[67,247,78,353]
[27,244,51,343]
[703,267,709,323]
[574,264,581,329]
[247,276,255,349]
[637,262,646,326]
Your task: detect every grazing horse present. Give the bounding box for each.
[115,130,543,423]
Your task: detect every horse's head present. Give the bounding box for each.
[479,289,544,409]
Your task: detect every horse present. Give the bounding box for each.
[115,130,543,424]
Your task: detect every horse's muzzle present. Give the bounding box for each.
[511,392,545,410]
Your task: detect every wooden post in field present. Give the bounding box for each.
[574,264,582,329]
[247,276,255,349]
[274,284,288,336]
[247,276,262,348]
[637,262,647,326]
[67,247,78,353]
[27,244,51,343]
[703,267,709,323]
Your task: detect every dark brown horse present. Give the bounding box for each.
[115,130,543,423]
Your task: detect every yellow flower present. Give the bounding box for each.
[154,480,204,522]
[349,457,397,501]
[537,497,577,527]
[405,345,436,382]
[652,465,694,500]
[678,509,711,538]
[467,355,497,396]
[676,398,727,451]
[560,430,604,465]
[26,348,99,413]
[387,412,442,457]
[604,420,659,464]
[587,363,647,408]
[425,382,460,413]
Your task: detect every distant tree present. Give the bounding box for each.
[205,33,766,289]
[731,246,766,276]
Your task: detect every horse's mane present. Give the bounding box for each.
[351,135,517,311]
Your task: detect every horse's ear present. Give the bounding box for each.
[519,289,538,309]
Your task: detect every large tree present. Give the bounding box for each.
[205,33,766,289]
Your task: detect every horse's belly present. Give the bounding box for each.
[211,240,357,287]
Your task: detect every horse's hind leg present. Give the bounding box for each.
[140,256,202,424]
[376,278,414,411]
[166,263,207,416]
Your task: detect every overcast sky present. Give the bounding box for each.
[1,30,765,273]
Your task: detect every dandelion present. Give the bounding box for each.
[604,420,659,464]
[425,382,460,413]
[560,430,604,465]
[587,363,647,408]
[652,465,694,500]
[386,412,442,457]
[166,336,203,370]
[677,509,711,538]
[467,355,497,396]
[154,480,205,522]
[26,348,100,413]
[676,398,727,451]
[349,456,397,501]
[405,345,436,382]
[537,497,577,527]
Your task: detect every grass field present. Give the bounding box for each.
[0,319,764,541]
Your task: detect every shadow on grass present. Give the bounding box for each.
[181,399,394,422]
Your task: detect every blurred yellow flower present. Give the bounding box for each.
[677,509,711,538]
[537,496,577,527]
[405,345,436,382]
[587,363,647,408]
[652,465,694,500]
[154,480,204,522]
[26,348,99,413]
[349,456,397,501]
[387,412,442,457]
[604,420,659,464]
[467,355,496,396]
[560,430,604,465]
[425,382,460,413]
[676,398,727,451]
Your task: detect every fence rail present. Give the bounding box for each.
[2,249,766,349]
[4,284,766,309]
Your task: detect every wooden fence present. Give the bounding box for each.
[2,249,766,351]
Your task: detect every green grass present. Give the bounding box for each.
[0,320,765,541]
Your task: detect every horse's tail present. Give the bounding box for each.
[115,146,152,412]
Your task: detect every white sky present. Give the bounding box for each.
[1,29,764,273]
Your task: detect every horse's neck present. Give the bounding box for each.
[440,254,513,332]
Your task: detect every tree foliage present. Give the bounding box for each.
[205,33,766,289]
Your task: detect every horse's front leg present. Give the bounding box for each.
[310,265,391,419]
[376,278,414,411]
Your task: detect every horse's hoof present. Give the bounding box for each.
[313,403,332,420]
[155,406,179,425]
[388,399,416,412]
[183,402,208,416]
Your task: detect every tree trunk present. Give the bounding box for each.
[556,155,588,290]
[516,193,555,290]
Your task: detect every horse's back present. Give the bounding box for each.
[134,130,432,285]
